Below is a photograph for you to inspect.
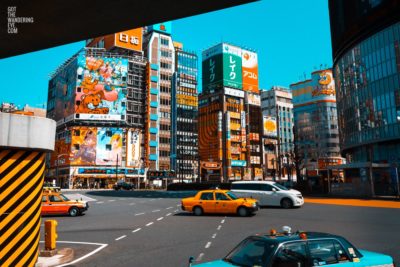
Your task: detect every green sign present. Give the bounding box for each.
[223,53,242,89]
[202,54,223,92]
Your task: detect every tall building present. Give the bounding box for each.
[47,39,147,188]
[290,69,343,179]
[261,86,294,180]
[171,42,199,182]
[329,0,400,196]
[143,22,176,183]
[199,43,263,181]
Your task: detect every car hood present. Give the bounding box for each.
[289,189,301,195]
[358,249,393,264]
[193,259,235,266]
[238,198,258,204]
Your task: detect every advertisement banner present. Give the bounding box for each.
[222,44,242,89]
[96,128,123,165]
[202,54,223,91]
[242,50,259,93]
[246,93,261,106]
[75,55,128,121]
[115,28,143,52]
[149,22,172,35]
[312,70,335,98]
[70,127,97,165]
[230,146,241,154]
[263,116,277,137]
[224,87,244,98]
[231,160,247,167]
[127,130,141,168]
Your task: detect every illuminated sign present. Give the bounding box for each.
[231,160,247,167]
[223,44,242,89]
[147,170,175,179]
[127,130,141,168]
[224,87,244,98]
[78,168,144,175]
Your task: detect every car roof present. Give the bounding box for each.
[232,181,275,185]
[252,231,345,244]
[197,189,229,193]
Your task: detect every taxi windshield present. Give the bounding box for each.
[226,191,238,200]
[60,194,70,201]
[224,237,276,266]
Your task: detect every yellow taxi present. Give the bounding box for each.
[41,189,88,217]
[181,189,259,216]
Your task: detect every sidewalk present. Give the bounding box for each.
[304,196,400,209]
[36,248,74,267]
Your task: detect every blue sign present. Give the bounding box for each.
[149,22,172,35]
[231,160,247,167]
[78,168,145,175]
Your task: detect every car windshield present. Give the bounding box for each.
[273,183,288,191]
[60,194,70,201]
[224,237,276,267]
[226,191,238,200]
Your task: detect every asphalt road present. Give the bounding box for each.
[40,190,400,267]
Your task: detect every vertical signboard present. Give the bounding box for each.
[263,116,277,137]
[202,45,223,92]
[96,128,123,165]
[127,130,142,168]
[70,127,97,165]
[75,54,128,120]
[242,50,259,93]
[222,44,242,89]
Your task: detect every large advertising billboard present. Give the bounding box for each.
[115,28,143,52]
[127,130,142,168]
[75,54,128,120]
[70,127,98,165]
[202,53,223,92]
[242,49,259,93]
[96,128,123,166]
[263,116,277,137]
[222,44,242,89]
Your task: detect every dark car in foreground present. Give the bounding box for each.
[113,181,135,191]
[190,226,395,267]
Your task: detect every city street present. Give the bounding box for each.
[39,190,400,267]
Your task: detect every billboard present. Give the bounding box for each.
[75,54,128,120]
[246,93,260,106]
[222,44,242,89]
[202,53,223,92]
[70,127,97,165]
[96,128,123,165]
[263,116,277,137]
[115,28,143,52]
[127,130,142,168]
[242,50,259,92]
[149,21,172,35]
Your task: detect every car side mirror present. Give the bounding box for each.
[188,256,194,267]
[272,188,277,192]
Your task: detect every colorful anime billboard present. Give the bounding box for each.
[96,128,123,166]
[70,127,97,165]
[75,55,128,120]
[242,50,259,93]
[126,130,142,168]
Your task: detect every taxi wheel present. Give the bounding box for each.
[280,198,293,209]
[69,207,79,217]
[237,206,248,217]
[193,206,203,216]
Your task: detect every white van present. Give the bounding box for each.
[231,181,304,208]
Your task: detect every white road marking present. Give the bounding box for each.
[129,203,136,205]
[157,217,164,221]
[108,200,115,202]
[174,209,179,212]
[176,204,180,207]
[115,235,126,241]
[217,225,222,230]
[196,253,204,262]
[132,228,141,233]
[166,213,172,216]
[205,242,212,249]
[96,201,104,204]
[152,209,160,212]
[166,207,173,209]
[146,222,154,226]
[221,219,225,224]
[40,241,107,267]
[212,233,217,239]
[135,213,145,216]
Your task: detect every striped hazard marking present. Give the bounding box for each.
[0,149,45,267]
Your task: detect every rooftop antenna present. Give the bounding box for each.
[303,72,306,80]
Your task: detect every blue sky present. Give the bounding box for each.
[0,0,332,108]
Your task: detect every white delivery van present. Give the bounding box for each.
[231,181,304,208]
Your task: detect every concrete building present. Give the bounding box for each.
[329,0,400,196]
[171,42,199,182]
[199,43,263,181]
[290,69,343,182]
[261,86,294,180]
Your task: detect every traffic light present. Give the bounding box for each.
[45,220,58,250]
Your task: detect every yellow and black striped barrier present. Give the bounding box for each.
[0,149,46,267]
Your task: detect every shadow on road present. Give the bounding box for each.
[174,212,257,218]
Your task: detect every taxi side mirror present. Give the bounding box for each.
[188,256,194,267]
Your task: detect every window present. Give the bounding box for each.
[260,184,273,191]
[200,192,214,200]
[309,240,340,265]
[272,242,307,267]
[42,196,47,202]
[49,195,63,202]
[215,193,230,201]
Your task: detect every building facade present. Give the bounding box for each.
[291,69,343,178]
[261,86,294,180]
[46,45,147,189]
[171,42,199,182]
[199,43,263,181]
[329,0,400,196]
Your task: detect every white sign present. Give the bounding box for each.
[246,93,261,106]
[224,87,244,98]
[76,114,122,121]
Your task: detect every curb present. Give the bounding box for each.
[36,248,74,267]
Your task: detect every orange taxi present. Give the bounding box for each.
[181,189,259,216]
[41,190,89,217]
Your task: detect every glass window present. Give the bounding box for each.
[260,184,273,191]
[215,193,230,201]
[308,240,339,265]
[200,192,214,200]
[42,196,47,202]
[272,242,308,267]
[49,195,63,202]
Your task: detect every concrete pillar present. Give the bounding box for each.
[0,113,56,267]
